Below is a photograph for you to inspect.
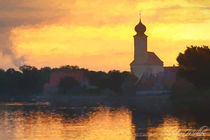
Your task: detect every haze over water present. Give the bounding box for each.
[0,102,209,140]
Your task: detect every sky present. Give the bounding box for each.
[0,0,210,71]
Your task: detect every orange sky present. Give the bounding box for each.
[0,0,210,71]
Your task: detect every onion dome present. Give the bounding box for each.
[135,19,146,35]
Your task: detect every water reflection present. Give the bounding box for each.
[147,116,210,140]
[0,103,210,140]
[147,116,183,140]
[0,106,135,140]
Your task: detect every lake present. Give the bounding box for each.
[0,102,209,140]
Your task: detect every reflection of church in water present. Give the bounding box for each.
[130,17,164,79]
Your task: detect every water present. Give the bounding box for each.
[0,102,209,140]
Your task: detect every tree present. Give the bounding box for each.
[39,67,52,87]
[85,71,108,89]
[3,68,22,95]
[0,69,6,93]
[57,65,80,72]
[177,46,210,88]
[107,70,124,92]
[19,65,40,93]
[58,77,80,94]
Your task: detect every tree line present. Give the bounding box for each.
[0,65,137,96]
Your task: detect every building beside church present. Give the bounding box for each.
[44,71,89,93]
[130,17,164,79]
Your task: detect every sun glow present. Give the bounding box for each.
[2,0,209,71]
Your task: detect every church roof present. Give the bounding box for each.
[147,52,163,66]
[130,52,163,66]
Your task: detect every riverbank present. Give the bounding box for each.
[171,89,210,100]
[1,89,209,112]
[47,94,172,115]
[170,89,210,114]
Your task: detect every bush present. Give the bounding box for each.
[58,76,80,94]
[177,46,210,89]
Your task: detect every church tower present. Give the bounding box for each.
[134,18,148,64]
[130,16,164,79]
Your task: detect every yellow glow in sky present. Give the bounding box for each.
[1,0,210,71]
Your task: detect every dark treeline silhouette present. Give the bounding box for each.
[59,76,80,94]
[0,65,137,97]
[177,45,210,89]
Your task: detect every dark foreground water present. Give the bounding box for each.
[0,102,210,140]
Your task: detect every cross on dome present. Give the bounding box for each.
[135,12,146,35]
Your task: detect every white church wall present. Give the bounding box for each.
[131,65,163,79]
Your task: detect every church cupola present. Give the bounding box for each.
[135,18,146,35]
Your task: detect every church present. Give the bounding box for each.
[130,17,164,79]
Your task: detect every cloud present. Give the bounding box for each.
[0,0,70,68]
[0,0,209,70]
[145,4,210,23]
